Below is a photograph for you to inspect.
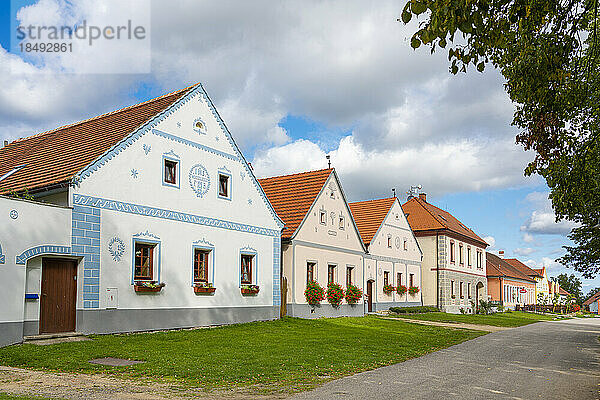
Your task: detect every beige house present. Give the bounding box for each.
[402,193,488,313]
[259,169,366,318]
[349,197,423,312]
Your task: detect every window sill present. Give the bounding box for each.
[241,286,260,295]
[134,284,164,293]
[194,286,216,294]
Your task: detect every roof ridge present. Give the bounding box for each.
[349,196,396,205]
[8,83,200,146]
[258,168,333,181]
[414,197,448,229]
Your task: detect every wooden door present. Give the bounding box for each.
[367,280,373,312]
[40,259,77,334]
[280,277,288,318]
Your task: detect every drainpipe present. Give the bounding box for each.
[436,233,439,310]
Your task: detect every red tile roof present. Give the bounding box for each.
[349,197,396,246]
[558,287,571,296]
[258,169,333,239]
[504,259,544,278]
[533,268,544,275]
[486,252,536,282]
[0,84,198,194]
[583,291,600,306]
[402,196,488,247]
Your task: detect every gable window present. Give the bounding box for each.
[409,273,414,287]
[328,264,336,284]
[449,241,455,263]
[387,235,392,248]
[339,216,345,230]
[476,250,483,269]
[467,246,472,266]
[307,261,315,284]
[397,272,402,286]
[346,266,354,286]
[383,271,390,286]
[134,243,155,281]
[320,210,327,225]
[403,239,408,251]
[193,249,210,283]
[162,156,179,188]
[459,244,464,265]
[241,254,253,284]
[218,172,231,199]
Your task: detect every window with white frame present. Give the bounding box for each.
[387,235,392,248]
[241,254,254,284]
[320,210,327,225]
[339,216,345,230]
[218,172,231,199]
[163,157,179,187]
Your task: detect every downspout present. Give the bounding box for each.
[436,233,439,310]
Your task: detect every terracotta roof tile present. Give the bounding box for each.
[0,84,198,194]
[258,169,333,239]
[401,196,488,247]
[486,252,536,282]
[504,259,544,278]
[583,291,600,306]
[348,197,396,246]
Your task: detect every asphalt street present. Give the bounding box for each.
[290,318,600,400]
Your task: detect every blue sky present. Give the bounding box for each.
[1,1,596,293]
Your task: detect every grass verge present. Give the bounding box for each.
[0,316,484,394]
[389,311,556,327]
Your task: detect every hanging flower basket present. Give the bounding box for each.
[345,284,363,304]
[396,285,407,295]
[383,284,396,295]
[326,283,345,307]
[408,286,420,296]
[193,282,216,294]
[241,285,260,295]
[134,281,165,293]
[305,281,325,305]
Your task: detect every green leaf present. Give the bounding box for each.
[477,62,485,72]
[401,10,412,24]
[411,37,422,49]
[411,1,427,15]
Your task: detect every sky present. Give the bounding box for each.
[1,0,597,293]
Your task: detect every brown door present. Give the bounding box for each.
[40,258,77,334]
[280,277,288,318]
[367,280,373,312]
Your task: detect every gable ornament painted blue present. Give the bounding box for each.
[189,164,211,198]
[9,210,18,219]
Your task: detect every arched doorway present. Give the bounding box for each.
[475,281,484,312]
[366,280,374,312]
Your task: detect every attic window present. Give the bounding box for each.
[162,157,179,188]
[319,210,327,225]
[0,165,26,183]
[218,172,231,200]
[339,216,345,230]
[195,121,204,130]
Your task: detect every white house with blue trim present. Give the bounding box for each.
[0,83,283,347]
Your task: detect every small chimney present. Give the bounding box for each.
[419,193,427,202]
[499,250,505,258]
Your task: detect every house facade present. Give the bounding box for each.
[259,169,366,318]
[0,84,283,347]
[486,253,536,309]
[349,197,423,312]
[530,267,550,302]
[584,291,600,314]
[402,193,488,314]
[504,257,545,304]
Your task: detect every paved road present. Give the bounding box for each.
[290,318,600,400]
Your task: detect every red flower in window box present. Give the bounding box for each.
[304,281,325,305]
[326,283,345,307]
[193,282,216,294]
[408,286,420,296]
[383,284,396,295]
[241,285,260,295]
[396,285,407,295]
[134,281,165,293]
[345,284,363,304]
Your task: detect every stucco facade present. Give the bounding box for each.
[0,84,284,346]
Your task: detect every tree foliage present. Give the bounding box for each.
[554,273,583,302]
[401,0,600,277]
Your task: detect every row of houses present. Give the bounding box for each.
[0,83,570,347]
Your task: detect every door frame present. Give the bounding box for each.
[366,280,374,313]
[40,257,79,334]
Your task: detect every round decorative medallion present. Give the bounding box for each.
[9,210,18,219]
[108,237,125,262]
[189,164,211,198]
[395,237,401,249]
[193,117,207,135]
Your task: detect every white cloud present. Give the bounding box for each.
[520,192,578,236]
[525,257,564,273]
[514,247,535,256]
[483,236,496,249]
[522,232,535,243]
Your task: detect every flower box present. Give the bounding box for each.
[241,285,260,295]
[383,284,396,295]
[396,285,407,295]
[194,286,216,294]
[134,281,165,293]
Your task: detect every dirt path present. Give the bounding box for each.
[0,366,283,400]
[379,316,510,332]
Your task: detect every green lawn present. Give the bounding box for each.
[0,394,52,400]
[0,317,484,393]
[389,311,555,327]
